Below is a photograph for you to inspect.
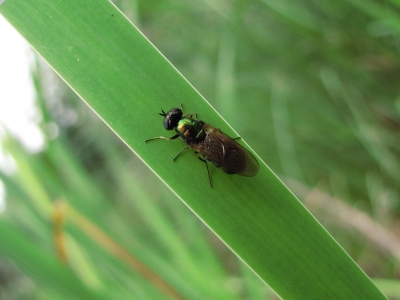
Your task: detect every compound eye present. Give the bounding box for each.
[163,108,182,130]
[163,117,174,130]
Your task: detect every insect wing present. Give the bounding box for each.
[191,126,260,176]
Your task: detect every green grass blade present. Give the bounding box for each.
[0,219,106,299]
[0,0,386,299]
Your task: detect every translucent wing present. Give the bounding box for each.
[189,125,259,176]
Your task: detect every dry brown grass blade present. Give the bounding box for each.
[54,200,186,300]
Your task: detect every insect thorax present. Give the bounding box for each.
[176,117,206,142]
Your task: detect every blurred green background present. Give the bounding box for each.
[1,0,400,299]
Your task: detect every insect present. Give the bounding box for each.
[145,105,259,187]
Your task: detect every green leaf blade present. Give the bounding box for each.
[0,0,387,299]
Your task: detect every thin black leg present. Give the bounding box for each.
[173,146,189,161]
[198,156,212,188]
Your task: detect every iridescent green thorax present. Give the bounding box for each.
[176,117,206,142]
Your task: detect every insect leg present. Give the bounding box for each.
[145,134,179,143]
[194,152,212,188]
[180,103,198,119]
[173,146,189,161]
